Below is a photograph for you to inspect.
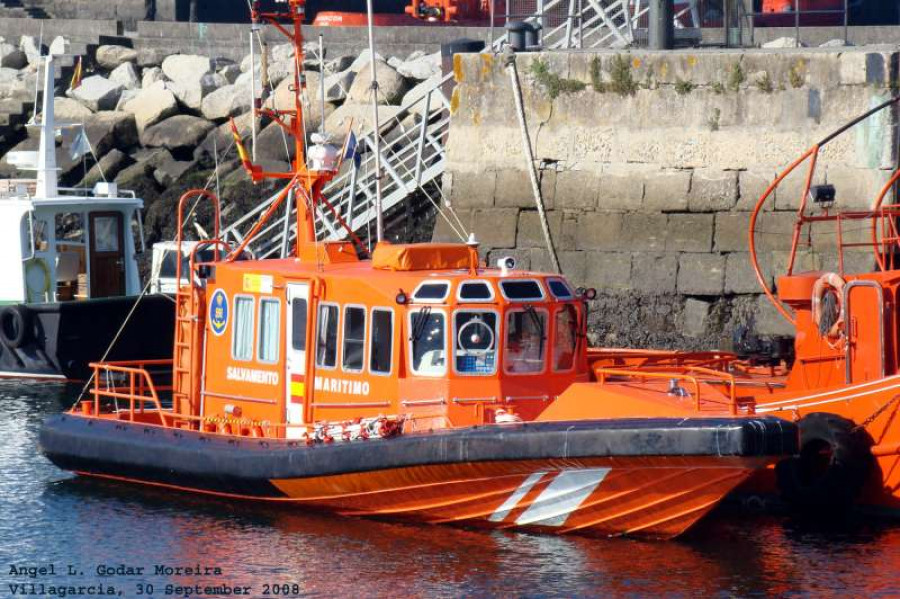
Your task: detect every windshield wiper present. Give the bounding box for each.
[410,306,433,341]
[524,304,545,342]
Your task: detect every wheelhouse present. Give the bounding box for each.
[195,242,590,438]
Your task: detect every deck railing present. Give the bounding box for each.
[85,359,174,426]
[593,365,742,414]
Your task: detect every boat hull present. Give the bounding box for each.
[0,295,174,380]
[40,415,798,538]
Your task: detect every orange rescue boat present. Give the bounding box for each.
[38,0,797,540]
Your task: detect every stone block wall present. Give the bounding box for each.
[438,47,899,351]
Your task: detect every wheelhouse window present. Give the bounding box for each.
[413,281,450,303]
[457,281,494,302]
[553,305,578,371]
[258,298,280,363]
[232,296,255,361]
[315,303,339,369]
[548,279,574,300]
[454,310,498,375]
[504,307,547,374]
[410,308,446,376]
[370,308,393,375]
[500,279,544,301]
[342,306,366,372]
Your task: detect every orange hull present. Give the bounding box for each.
[75,457,763,540]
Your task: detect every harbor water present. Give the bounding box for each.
[1,380,898,599]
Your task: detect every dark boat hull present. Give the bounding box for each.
[40,414,797,538]
[0,295,174,380]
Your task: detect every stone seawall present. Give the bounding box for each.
[439,47,899,351]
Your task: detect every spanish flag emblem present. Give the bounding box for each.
[69,56,83,91]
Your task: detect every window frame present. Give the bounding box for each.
[502,306,550,376]
[456,280,496,303]
[341,303,368,374]
[407,307,448,378]
[369,307,395,376]
[452,308,500,377]
[412,279,452,304]
[552,304,579,373]
[289,295,308,353]
[499,278,546,302]
[230,294,256,362]
[256,296,282,365]
[314,301,341,371]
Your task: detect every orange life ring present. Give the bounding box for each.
[811,272,846,340]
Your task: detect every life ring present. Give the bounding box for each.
[775,412,873,513]
[811,272,845,341]
[23,257,51,303]
[0,305,32,349]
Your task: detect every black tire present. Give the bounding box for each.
[776,412,873,513]
[0,305,32,349]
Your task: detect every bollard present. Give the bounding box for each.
[649,0,674,50]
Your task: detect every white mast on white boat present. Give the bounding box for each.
[249,24,260,162]
[365,0,384,242]
[36,52,58,199]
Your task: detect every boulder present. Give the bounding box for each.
[200,84,251,121]
[325,55,354,74]
[254,121,297,163]
[69,75,124,111]
[114,89,139,112]
[193,111,254,166]
[109,62,140,90]
[123,84,179,133]
[0,42,27,69]
[140,114,215,153]
[395,51,440,80]
[168,73,226,111]
[347,59,408,105]
[0,67,32,99]
[153,155,196,187]
[141,66,165,89]
[136,47,167,68]
[95,45,138,70]
[83,111,139,155]
[349,50,384,73]
[218,64,241,84]
[78,148,132,188]
[54,96,93,122]
[325,102,403,138]
[48,36,68,56]
[162,54,213,83]
[322,69,355,102]
[114,160,159,190]
[19,35,43,66]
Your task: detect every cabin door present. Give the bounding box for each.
[846,281,884,384]
[285,282,310,438]
[88,212,125,298]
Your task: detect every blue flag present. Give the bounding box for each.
[342,130,361,169]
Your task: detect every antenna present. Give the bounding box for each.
[365,0,384,242]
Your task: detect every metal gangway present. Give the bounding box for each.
[221,72,453,257]
[492,0,696,50]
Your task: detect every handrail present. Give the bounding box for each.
[594,365,740,415]
[85,361,172,427]
[749,95,900,327]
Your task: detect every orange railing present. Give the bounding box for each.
[594,365,743,415]
[750,95,900,327]
[84,360,174,427]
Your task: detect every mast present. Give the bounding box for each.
[365,0,384,242]
[36,52,58,199]
[235,0,337,255]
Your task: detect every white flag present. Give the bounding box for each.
[69,127,91,161]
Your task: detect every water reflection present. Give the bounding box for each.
[1,380,899,598]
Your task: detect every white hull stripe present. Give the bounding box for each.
[514,468,611,527]
[757,374,900,409]
[489,471,546,522]
[757,379,900,414]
